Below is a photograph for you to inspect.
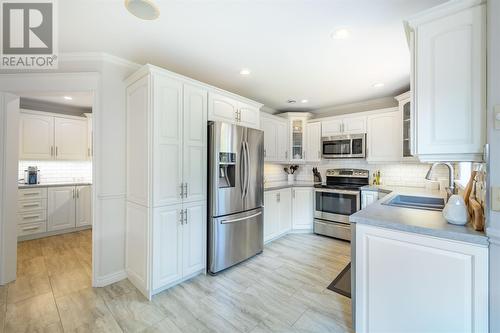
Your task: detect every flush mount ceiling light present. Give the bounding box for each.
[372,82,385,88]
[287,99,297,104]
[125,0,160,20]
[331,28,350,40]
[301,99,309,104]
[240,68,251,76]
[63,96,73,100]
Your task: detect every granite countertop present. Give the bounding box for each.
[351,186,488,246]
[264,181,320,191]
[19,182,93,189]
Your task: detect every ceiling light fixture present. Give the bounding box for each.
[125,0,160,20]
[240,68,251,76]
[63,96,73,100]
[301,99,308,104]
[372,82,385,88]
[287,99,297,104]
[331,28,350,40]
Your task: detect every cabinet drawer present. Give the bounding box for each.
[17,210,47,225]
[18,221,47,237]
[18,188,47,201]
[18,199,47,212]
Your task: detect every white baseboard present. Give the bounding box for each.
[289,228,313,234]
[94,270,127,287]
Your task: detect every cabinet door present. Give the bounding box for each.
[54,117,88,160]
[238,102,260,129]
[292,188,313,230]
[153,205,183,290]
[415,5,485,161]
[153,75,184,206]
[19,112,54,160]
[261,119,277,161]
[361,191,377,209]
[290,118,306,162]
[366,110,402,162]
[75,185,92,227]
[305,122,321,162]
[183,84,208,203]
[343,116,367,134]
[264,191,279,242]
[355,224,488,333]
[208,92,239,123]
[182,201,206,277]
[276,120,289,162]
[321,119,343,136]
[48,186,76,231]
[278,188,292,235]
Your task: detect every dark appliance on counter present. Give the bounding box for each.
[312,167,322,183]
[314,168,369,241]
[322,134,366,159]
[24,166,40,185]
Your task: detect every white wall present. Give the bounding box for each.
[0,53,140,286]
[487,0,500,330]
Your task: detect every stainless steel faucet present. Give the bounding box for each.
[425,162,456,199]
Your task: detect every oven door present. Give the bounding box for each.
[322,138,351,158]
[314,189,360,223]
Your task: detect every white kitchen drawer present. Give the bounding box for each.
[18,199,47,212]
[18,188,47,201]
[17,210,47,225]
[17,221,47,237]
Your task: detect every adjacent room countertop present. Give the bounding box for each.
[264,181,320,191]
[351,185,488,246]
[18,182,93,189]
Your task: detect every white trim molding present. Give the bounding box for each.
[94,270,128,287]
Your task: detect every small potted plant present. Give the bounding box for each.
[284,165,299,184]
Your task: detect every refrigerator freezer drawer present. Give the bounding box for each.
[208,207,264,274]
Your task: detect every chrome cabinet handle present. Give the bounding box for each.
[56,147,58,156]
[292,189,295,199]
[179,209,184,225]
[77,189,80,199]
[179,184,184,198]
[304,151,306,160]
[50,146,54,156]
[22,192,38,196]
[285,151,288,159]
[72,189,75,199]
[184,183,188,198]
[22,226,40,231]
[22,203,39,207]
[184,209,188,224]
[22,214,40,219]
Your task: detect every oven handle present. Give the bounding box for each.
[314,188,360,196]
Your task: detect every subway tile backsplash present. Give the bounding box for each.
[265,160,451,188]
[19,161,92,184]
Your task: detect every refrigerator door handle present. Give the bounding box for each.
[240,141,246,198]
[220,211,262,224]
[244,141,250,198]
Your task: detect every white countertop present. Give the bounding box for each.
[18,182,92,189]
[264,181,320,191]
[351,185,488,246]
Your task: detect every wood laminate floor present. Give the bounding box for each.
[0,231,352,333]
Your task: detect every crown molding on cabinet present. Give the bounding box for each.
[20,97,92,116]
[310,96,398,118]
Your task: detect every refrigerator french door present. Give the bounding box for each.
[208,121,264,274]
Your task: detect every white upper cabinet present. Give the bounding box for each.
[183,84,208,203]
[305,122,321,162]
[19,112,54,160]
[366,108,402,162]
[261,113,289,163]
[281,113,312,163]
[406,1,486,161]
[19,110,88,161]
[276,120,289,162]
[322,116,366,137]
[153,75,184,207]
[54,117,88,161]
[208,92,261,129]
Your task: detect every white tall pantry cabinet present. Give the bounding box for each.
[125,65,208,298]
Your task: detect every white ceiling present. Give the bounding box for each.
[21,91,94,108]
[59,0,446,111]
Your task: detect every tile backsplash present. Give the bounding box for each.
[19,161,92,184]
[265,160,451,189]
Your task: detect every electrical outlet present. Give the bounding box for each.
[495,105,500,130]
[492,187,500,212]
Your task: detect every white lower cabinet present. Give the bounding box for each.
[278,188,292,235]
[355,224,488,333]
[48,187,76,231]
[152,201,206,293]
[292,188,314,230]
[76,185,92,227]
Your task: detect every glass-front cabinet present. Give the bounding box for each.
[395,91,415,160]
[283,113,312,163]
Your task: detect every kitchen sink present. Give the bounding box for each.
[383,195,445,211]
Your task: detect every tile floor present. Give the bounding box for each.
[0,231,353,333]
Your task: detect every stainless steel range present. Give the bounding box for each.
[314,169,369,241]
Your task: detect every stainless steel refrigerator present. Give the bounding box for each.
[208,121,264,274]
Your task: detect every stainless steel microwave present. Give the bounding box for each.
[322,134,366,159]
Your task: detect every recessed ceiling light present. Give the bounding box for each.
[301,99,309,104]
[240,68,251,76]
[331,28,350,40]
[287,99,297,104]
[63,96,73,100]
[372,82,385,88]
[125,0,160,20]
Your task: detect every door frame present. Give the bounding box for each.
[0,72,101,286]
